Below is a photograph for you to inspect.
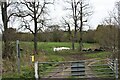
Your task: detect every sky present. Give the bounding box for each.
[49,0,119,30]
[0,0,119,32]
[90,0,118,29]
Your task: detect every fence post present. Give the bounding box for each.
[16,40,20,74]
[115,58,118,80]
[35,61,39,80]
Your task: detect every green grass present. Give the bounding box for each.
[20,42,96,54]
[83,43,98,48]
[85,51,112,59]
[2,72,20,78]
[38,42,78,53]
[47,54,64,62]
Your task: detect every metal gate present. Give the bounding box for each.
[34,58,118,80]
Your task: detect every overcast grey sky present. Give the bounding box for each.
[49,0,119,30]
[90,0,118,29]
[0,0,119,32]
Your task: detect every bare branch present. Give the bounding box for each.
[71,0,75,20]
[14,12,34,18]
[82,4,89,8]
[36,2,46,19]
[37,20,47,32]
[7,13,15,22]
[62,17,71,34]
[21,2,34,12]
[7,1,17,7]
[25,25,34,34]
[37,26,43,32]
[21,18,34,34]
[36,2,39,13]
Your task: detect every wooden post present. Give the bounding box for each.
[16,40,20,73]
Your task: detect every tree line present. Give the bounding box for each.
[6,24,118,51]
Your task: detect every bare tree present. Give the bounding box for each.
[16,0,54,54]
[0,0,18,59]
[78,0,92,51]
[63,0,81,50]
[71,0,79,50]
[64,0,92,51]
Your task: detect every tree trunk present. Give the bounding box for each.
[3,40,11,59]
[79,21,83,51]
[34,33,37,54]
[1,2,11,59]
[68,24,71,41]
[79,3,83,51]
[72,37,75,50]
[33,2,38,54]
[72,4,77,50]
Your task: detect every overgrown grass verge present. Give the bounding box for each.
[2,65,34,78]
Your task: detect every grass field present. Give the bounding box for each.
[85,51,112,59]
[20,42,97,53]
[2,42,113,78]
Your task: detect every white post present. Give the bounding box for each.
[35,61,39,80]
[115,58,118,79]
